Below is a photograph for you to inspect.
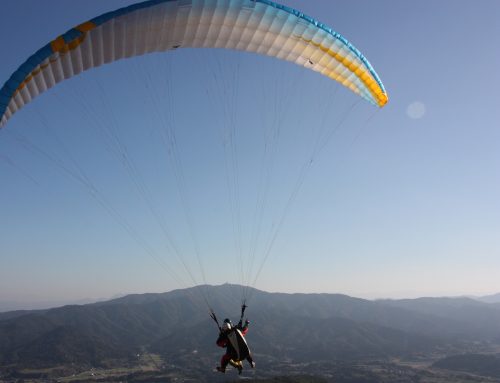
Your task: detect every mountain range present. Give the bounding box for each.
[1,284,500,382]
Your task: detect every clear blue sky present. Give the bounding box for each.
[1,0,499,306]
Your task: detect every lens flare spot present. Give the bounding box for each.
[407,101,426,119]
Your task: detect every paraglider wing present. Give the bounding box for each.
[0,0,388,128]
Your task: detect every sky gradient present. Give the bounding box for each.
[1,0,500,307]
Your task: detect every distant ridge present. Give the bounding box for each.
[2,284,500,380]
[476,292,500,304]
[0,296,115,313]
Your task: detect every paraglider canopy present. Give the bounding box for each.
[0,0,387,129]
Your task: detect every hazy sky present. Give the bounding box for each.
[1,0,500,306]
